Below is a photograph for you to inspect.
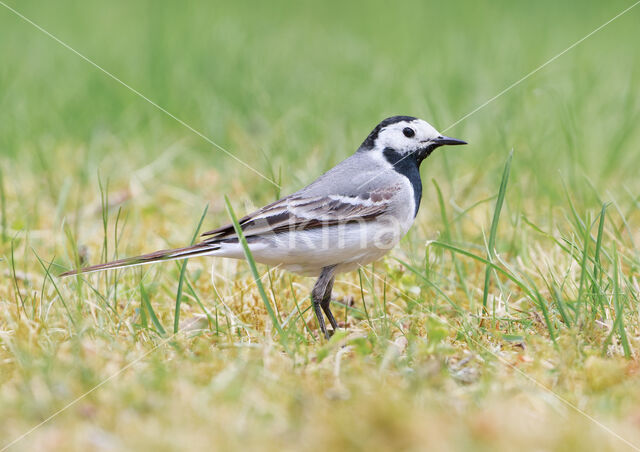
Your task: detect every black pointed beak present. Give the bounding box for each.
[433,135,467,146]
[416,135,467,164]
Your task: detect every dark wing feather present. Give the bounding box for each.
[199,185,399,243]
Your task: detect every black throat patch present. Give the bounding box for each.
[383,147,422,217]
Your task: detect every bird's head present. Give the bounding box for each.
[360,116,466,165]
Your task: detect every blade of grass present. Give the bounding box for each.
[288,277,316,341]
[140,281,166,336]
[452,195,498,223]
[522,273,557,345]
[433,179,471,305]
[138,292,148,329]
[357,269,375,335]
[523,215,578,257]
[562,181,587,237]
[267,268,283,324]
[553,284,572,327]
[430,241,536,302]
[54,176,72,224]
[617,194,639,252]
[224,196,288,349]
[185,277,215,329]
[366,263,384,331]
[523,215,602,292]
[173,204,209,333]
[591,204,608,317]
[382,275,389,336]
[10,237,26,313]
[613,247,631,358]
[394,257,463,314]
[482,150,513,311]
[576,212,593,323]
[97,174,111,298]
[112,206,122,312]
[32,250,77,329]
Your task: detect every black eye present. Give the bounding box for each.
[403,127,415,138]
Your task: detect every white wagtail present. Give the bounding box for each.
[61,116,466,338]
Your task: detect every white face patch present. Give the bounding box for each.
[374,119,441,154]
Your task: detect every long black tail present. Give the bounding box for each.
[59,243,219,277]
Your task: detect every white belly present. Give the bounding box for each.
[211,216,413,276]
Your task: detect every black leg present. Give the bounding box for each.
[320,274,339,333]
[312,266,336,340]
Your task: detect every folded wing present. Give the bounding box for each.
[200,185,400,243]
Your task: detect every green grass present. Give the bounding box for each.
[1,0,640,450]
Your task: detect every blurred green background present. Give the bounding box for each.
[2,0,639,210]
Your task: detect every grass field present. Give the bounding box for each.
[2,0,640,450]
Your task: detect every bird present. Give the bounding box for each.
[61,116,466,339]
